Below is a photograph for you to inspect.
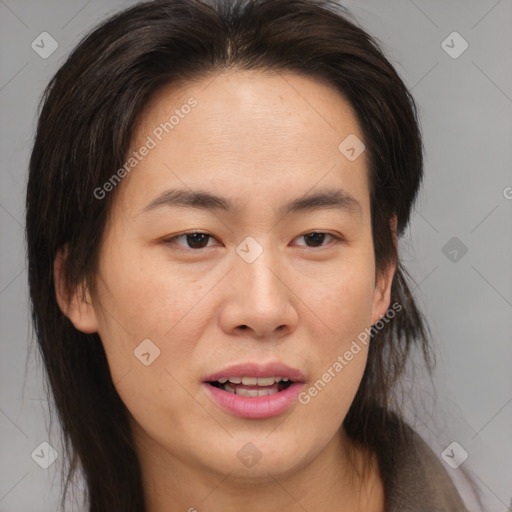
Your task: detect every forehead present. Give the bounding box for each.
[136,69,360,153]
[117,70,370,217]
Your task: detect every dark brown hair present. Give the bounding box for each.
[26,0,431,510]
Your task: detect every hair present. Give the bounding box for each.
[26,0,433,510]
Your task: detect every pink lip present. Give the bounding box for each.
[203,362,306,419]
[203,361,305,383]
[203,382,304,419]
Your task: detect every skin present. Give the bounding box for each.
[55,70,396,511]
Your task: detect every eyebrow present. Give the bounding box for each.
[141,187,362,218]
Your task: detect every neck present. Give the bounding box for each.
[134,422,384,512]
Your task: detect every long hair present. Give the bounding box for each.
[26,1,431,510]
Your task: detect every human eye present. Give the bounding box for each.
[292,231,343,248]
[163,231,220,250]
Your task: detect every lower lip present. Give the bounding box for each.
[203,382,304,419]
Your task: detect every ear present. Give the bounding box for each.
[370,215,398,325]
[54,246,99,333]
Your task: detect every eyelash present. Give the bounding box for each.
[163,231,343,250]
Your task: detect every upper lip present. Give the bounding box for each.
[203,362,305,383]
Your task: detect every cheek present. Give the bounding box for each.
[297,281,372,437]
[303,251,376,346]
[93,245,215,386]
[92,254,210,438]
[99,237,206,324]
[295,251,375,417]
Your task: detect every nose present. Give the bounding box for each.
[219,241,299,340]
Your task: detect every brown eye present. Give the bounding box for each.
[295,232,339,248]
[166,232,216,249]
[304,232,327,247]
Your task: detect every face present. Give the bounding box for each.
[57,70,395,483]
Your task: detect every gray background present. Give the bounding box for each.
[1,0,511,510]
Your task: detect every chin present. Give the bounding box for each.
[199,434,314,482]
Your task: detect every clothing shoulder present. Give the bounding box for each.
[376,412,469,512]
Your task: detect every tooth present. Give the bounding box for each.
[224,376,291,386]
[236,388,259,397]
[223,383,235,393]
[257,388,279,396]
[256,377,275,386]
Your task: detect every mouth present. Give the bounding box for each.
[207,376,294,397]
[202,362,305,419]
